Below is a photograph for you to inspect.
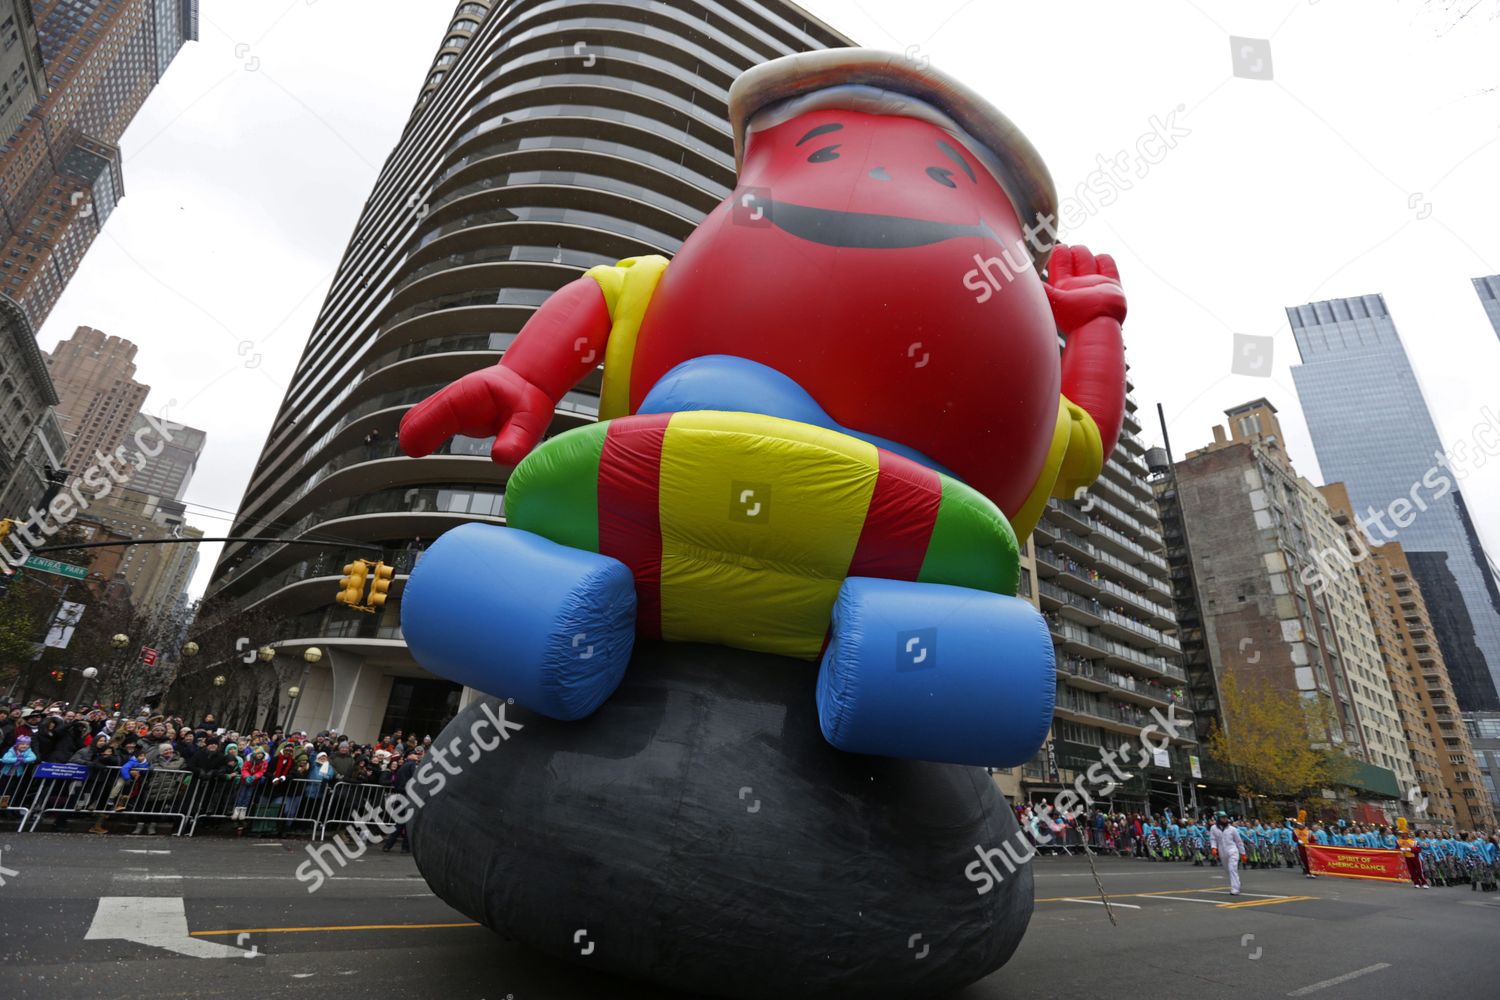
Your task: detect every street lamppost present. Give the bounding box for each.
[282,685,301,733]
[284,647,321,733]
[255,645,277,731]
[213,674,227,725]
[93,632,130,710]
[73,666,99,708]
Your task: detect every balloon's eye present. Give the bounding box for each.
[808,145,841,163]
[926,166,957,188]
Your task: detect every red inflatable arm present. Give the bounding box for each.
[398,276,611,465]
[1046,245,1126,460]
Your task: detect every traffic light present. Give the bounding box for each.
[0,517,15,542]
[368,561,395,610]
[336,560,369,608]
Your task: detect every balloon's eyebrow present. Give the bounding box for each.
[796,122,844,146]
[936,139,976,183]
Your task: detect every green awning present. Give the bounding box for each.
[1340,760,1401,799]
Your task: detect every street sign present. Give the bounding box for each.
[140,647,159,666]
[23,556,88,580]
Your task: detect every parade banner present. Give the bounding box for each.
[1304,844,1409,883]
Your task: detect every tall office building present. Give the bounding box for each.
[1166,400,1407,817]
[125,410,203,500]
[1475,276,1500,343]
[1289,294,1500,712]
[201,0,853,739]
[0,291,64,521]
[0,0,47,140]
[999,384,1198,815]
[1465,712,1500,815]
[0,0,197,330]
[80,489,201,617]
[42,324,149,469]
[1322,483,1493,829]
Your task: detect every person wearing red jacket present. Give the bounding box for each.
[1397,824,1427,888]
[233,747,270,834]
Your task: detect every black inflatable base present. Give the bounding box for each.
[411,640,1032,999]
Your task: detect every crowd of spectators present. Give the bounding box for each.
[0,698,433,844]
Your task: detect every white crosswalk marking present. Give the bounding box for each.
[85,897,259,959]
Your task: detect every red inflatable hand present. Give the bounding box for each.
[1047,244,1127,461]
[399,365,556,466]
[1044,244,1126,333]
[399,275,613,466]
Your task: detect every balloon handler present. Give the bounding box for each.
[398,49,1127,771]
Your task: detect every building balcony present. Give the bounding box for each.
[1056,656,1192,712]
[1048,617,1187,683]
[1054,694,1161,735]
[1040,580,1181,655]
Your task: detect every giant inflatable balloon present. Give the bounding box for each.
[398,48,1127,997]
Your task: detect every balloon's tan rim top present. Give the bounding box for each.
[728,47,1059,267]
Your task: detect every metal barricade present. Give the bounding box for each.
[3,760,386,840]
[315,780,391,841]
[1,761,41,832]
[187,775,332,837]
[28,763,200,835]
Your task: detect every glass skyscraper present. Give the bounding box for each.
[1289,294,1500,711]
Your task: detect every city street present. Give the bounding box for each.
[2,835,1494,998]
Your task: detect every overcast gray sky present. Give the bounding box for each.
[34,0,1500,599]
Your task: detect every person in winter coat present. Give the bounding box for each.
[329,742,357,783]
[134,744,188,834]
[31,715,63,761]
[188,738,228,781]
[185,737,230,818]
[140,722,169,749]
[307,751,336,799]
[379,757,400,789]
[0,734,37,809]
[223,743,244,782]
[381,752,421,853]
[93,738,124,772]
[268,743,297,797]
[49,720,88,763]
[0,733,35,776]
[113,748,151,811]
[281,753,313,821]
[174,729,198,763]
[0,706,25,755]
[234,747,270,832]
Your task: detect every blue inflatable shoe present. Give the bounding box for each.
[400,523,638,721]
[817,576,1055,767]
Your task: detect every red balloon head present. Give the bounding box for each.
[629,53,1067,518]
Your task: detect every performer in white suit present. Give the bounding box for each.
[1210,811,1248,895]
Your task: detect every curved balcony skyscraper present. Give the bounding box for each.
[202,0,852,738]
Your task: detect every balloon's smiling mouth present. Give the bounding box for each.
[743,196,999,249]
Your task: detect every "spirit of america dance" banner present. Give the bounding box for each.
[1304,844,1409,883]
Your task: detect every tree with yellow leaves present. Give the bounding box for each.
[1205,670,1354,805]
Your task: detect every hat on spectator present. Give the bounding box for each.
[15,734,31,744]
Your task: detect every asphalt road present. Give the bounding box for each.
[1,834,1494,998]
